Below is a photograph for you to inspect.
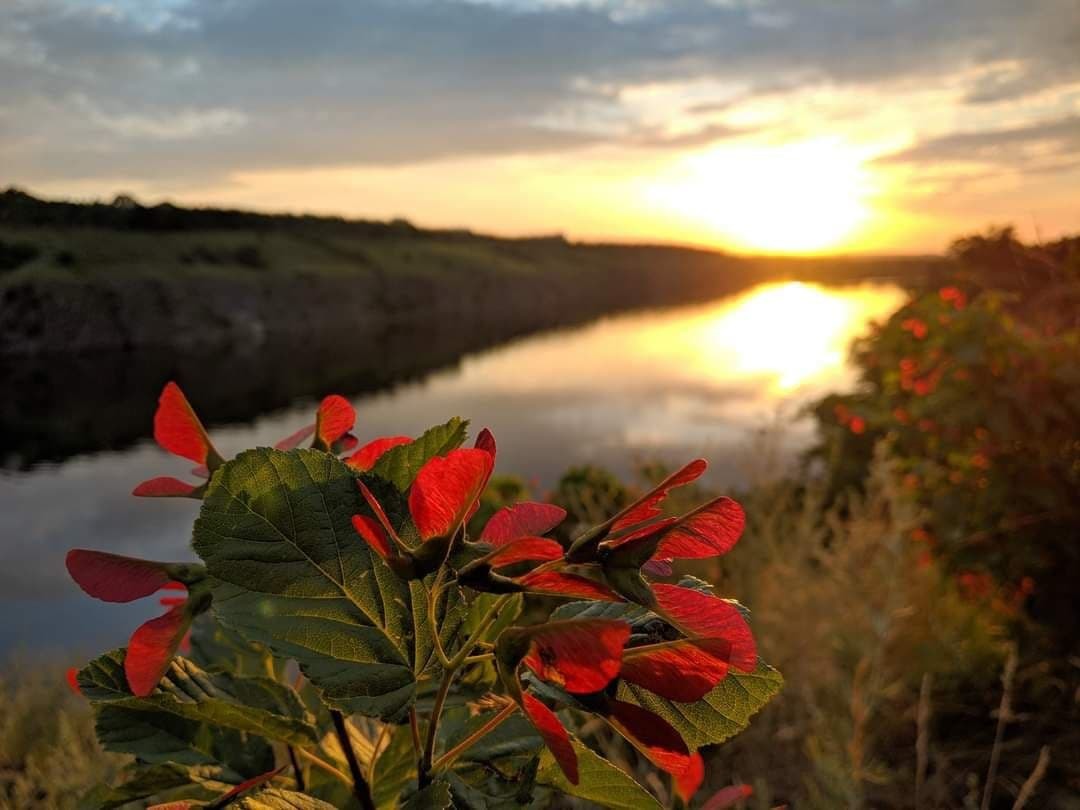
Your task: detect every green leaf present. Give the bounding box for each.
[551,591,782,749]
[371,724,417,810]
[92,704,271,776]
[401,780,452,810]
[372,418,468,491]
[228,787,337,809]
[192,448,459,720]
[77,763,233,810]
[79,650,317,747]
[618,660,784,749]
[536,737,662,810]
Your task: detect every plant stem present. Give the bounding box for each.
[409,708,422,757]
[417,591,512,788]
[448,594,511,670]
[419,670,455,787]
[294,748,352,787]
[330,709,376,810]
[286,745,306,793]
[431,702,517,773]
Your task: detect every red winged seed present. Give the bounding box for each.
[654,496,745,561]
[125,604,190,697]
[610,459,707,532]
[522,620,630,694]
[315,395,356,447]
[521,692,578,785]
[352,514,393,561]
[346,436,412,471]
[676,752,705,803]
[481,502,567,546]
[517,571,623,602]
[132,476,200,498]
[620,637,733,702]
[606,699,691,776]
[153,382,217,466]
[652,584,757,672]
[487,537,565,568]
[409,448,494,540]
[66,550,172,603]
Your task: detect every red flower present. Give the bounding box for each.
[901,318,928,339]
[939,286,967,309]
[65,550,199,696]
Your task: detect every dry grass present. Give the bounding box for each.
[0,657,125,810]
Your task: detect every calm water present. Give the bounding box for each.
[0,280,904,654]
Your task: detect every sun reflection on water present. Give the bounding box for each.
[683,281,906,393]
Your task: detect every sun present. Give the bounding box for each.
[646,138,875,253]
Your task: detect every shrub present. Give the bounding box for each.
[64,384,779,808]
[807,234,1080,642]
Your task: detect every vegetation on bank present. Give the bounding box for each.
[0,187,937,286]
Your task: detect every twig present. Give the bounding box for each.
[915,672,932,807]
[294,748,352,787]
[409,708,422,758]
[1011,746,1051,810]
[331,710,376,810]
[981,646,1018,810]
[420,670,454,787]
[286,745,306,793]
[432,702,517,773]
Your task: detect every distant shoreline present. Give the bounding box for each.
[0,189,946,357]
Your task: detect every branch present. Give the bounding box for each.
[331,710,376,810]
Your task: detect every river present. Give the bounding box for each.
[0,279,904,654]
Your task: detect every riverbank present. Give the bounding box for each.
[0,189,944,356]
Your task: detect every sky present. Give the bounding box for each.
[2,0,1079,254]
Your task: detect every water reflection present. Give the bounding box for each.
[0,280,903,652]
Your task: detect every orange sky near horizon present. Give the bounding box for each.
[8,1,1080,256]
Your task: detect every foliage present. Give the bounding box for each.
[806,231,1080,641]
[65,383,778,808]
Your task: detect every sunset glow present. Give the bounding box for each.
[5,1,1079,253]
[645,139,876,253]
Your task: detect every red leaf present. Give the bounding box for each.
[346,436,412,471]
[65,667,81,696]
[66,549,172,603]
[474,427,497,458]
[522,619,629,694]
[517,571,623,602]
[522,692,578,785]
[125,605,190,697]
[214,766,285,804]
[701,784,754,810]
[409,448,493,540]
[652,585,757,672]
[610,459,707,532]
[481,502,567,546]
[620,638,733,702]
[606,700,691,776]
[315,395,356,447]
[487,537,565,568]
[602,517,678,551]
[655,497,745,560]
[153,382,218,466]
[274,423,316,451]
[132,477,199,498]
[641,559,673,577]
[676,752,705,803]
[352,514,393,561]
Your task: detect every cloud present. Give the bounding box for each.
[2,0,1079,189]
[879,114,1080,171]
